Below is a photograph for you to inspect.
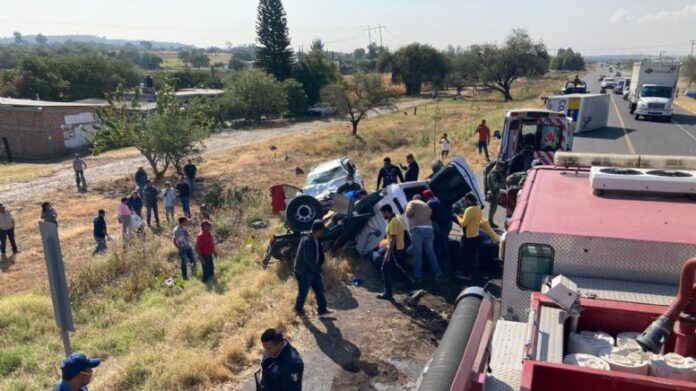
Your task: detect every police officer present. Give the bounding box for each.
[486,161,506,229]
[257,328,304,391]
[376,157,404,190]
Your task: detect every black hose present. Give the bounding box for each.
[418,287,486,391]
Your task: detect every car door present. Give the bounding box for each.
[428,156,484,208]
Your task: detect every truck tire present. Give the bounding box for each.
[630,103,636,114]
[665,116,672,122]
[285,195,323,233]
[635,114,640,121]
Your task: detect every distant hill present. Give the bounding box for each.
[0,34,195,50]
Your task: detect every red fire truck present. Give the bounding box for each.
[417,153,696,391]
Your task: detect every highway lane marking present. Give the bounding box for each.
[609,95,637,154]
[670,120,696,142]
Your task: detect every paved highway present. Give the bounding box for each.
[572,67,696,156]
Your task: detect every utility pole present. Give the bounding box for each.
[366,25,386,49]
[690,40,696,59]
[367,25,372,47]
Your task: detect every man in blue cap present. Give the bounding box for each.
[53,352,101,391]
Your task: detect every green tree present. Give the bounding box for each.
[320,73,396,135]
[178,51,191,66]
[474,28,549,101]
[551,48,585,71]
[255,0,294,80]
[282,78,308,116]
[189,50,210,68]
[35,33,48,45]
[227,69,286,121]
[228,56,248,71]
[293,42,338,105]
[13,32,23,44]
[93,83,215,178]
[444,46,481,95]
[387,43,448,95]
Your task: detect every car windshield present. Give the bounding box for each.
[519,121,562,151]
[641,86,673,98]
[306,165,346,185]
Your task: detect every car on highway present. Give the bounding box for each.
[614,79,625,94]
[600,77,616,89]
[683,89,696,99]
[598,75,606,81]
[615,71,622,77]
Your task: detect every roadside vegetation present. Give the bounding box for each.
[0,70,570,390]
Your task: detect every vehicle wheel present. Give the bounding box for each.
[635,114,640,120]
[630,103,636,114]
[285,195,324,232]
[593,189,604,196]
[665,116,672,122]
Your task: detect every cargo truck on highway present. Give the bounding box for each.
[627,61,680,122]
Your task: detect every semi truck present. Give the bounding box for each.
[417,152,696,391]
[627,61,680,122]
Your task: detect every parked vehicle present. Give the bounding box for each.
[598,75,606,81]
[600,77,616,89]
[417,152,696,391]
[307,104,337,117]
[544,94,609,134]
[627,61,680,121]
[615,71,622,77]
[614,79,625,94]
[683,89,696,100]
[496,109,573,167]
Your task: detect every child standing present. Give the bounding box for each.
[162,182,177,223]
[195,220,217,283]
[439,133,451,159]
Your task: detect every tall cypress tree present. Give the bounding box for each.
[255,0,294,80]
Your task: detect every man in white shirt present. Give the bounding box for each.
[0,203,19,255]
[439,133,450,159]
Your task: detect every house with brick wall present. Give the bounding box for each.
[0,97,107,160]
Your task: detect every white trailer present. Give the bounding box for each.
[544,93,610,133]
[627,61,680,121]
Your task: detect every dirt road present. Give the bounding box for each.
[0,100,429,203]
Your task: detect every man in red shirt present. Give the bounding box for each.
[474,119,491,162]
[196,220,217,282]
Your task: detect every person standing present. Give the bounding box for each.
[336,174,362,194]
[173,217,195,280]
[127,191,143,218]
[405,196,443,284]
[183,159,198,196]
[376,157,404,190]
[52,352,101,391]
[134,167,148,198]
[0,203,19,255]
[401,153,420,182]
[41,202,58,225]
[143,180,160,227]
[176,176,191,217]
[423,190,452,270]
[72,153,88,192]
[474,119,491,162]
[485,161,506,229]
[258,329,304,391]
[162,182,177,223]
[376,204,408,300]
[92,209,110,256]
[196,220,217,282]
[439,133,451,159]
[456,193,481,281]
[116,197,131,240]
[293,220,332,317]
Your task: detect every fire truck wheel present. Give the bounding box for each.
[593,189,604,196]
[285,195,324,233]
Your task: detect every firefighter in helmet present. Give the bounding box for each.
[485,160,506,229]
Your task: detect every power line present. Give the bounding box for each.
[366,25,386,49]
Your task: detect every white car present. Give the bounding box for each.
[302,157,363,199]
[601,77,616,89]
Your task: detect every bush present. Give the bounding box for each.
[282,78,308,116]
[226,69,286,121]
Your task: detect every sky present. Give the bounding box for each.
[1,0,696,56]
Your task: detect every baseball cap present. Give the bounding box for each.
[61,353,101,378]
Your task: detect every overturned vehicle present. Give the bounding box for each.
[262,156,486,266]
